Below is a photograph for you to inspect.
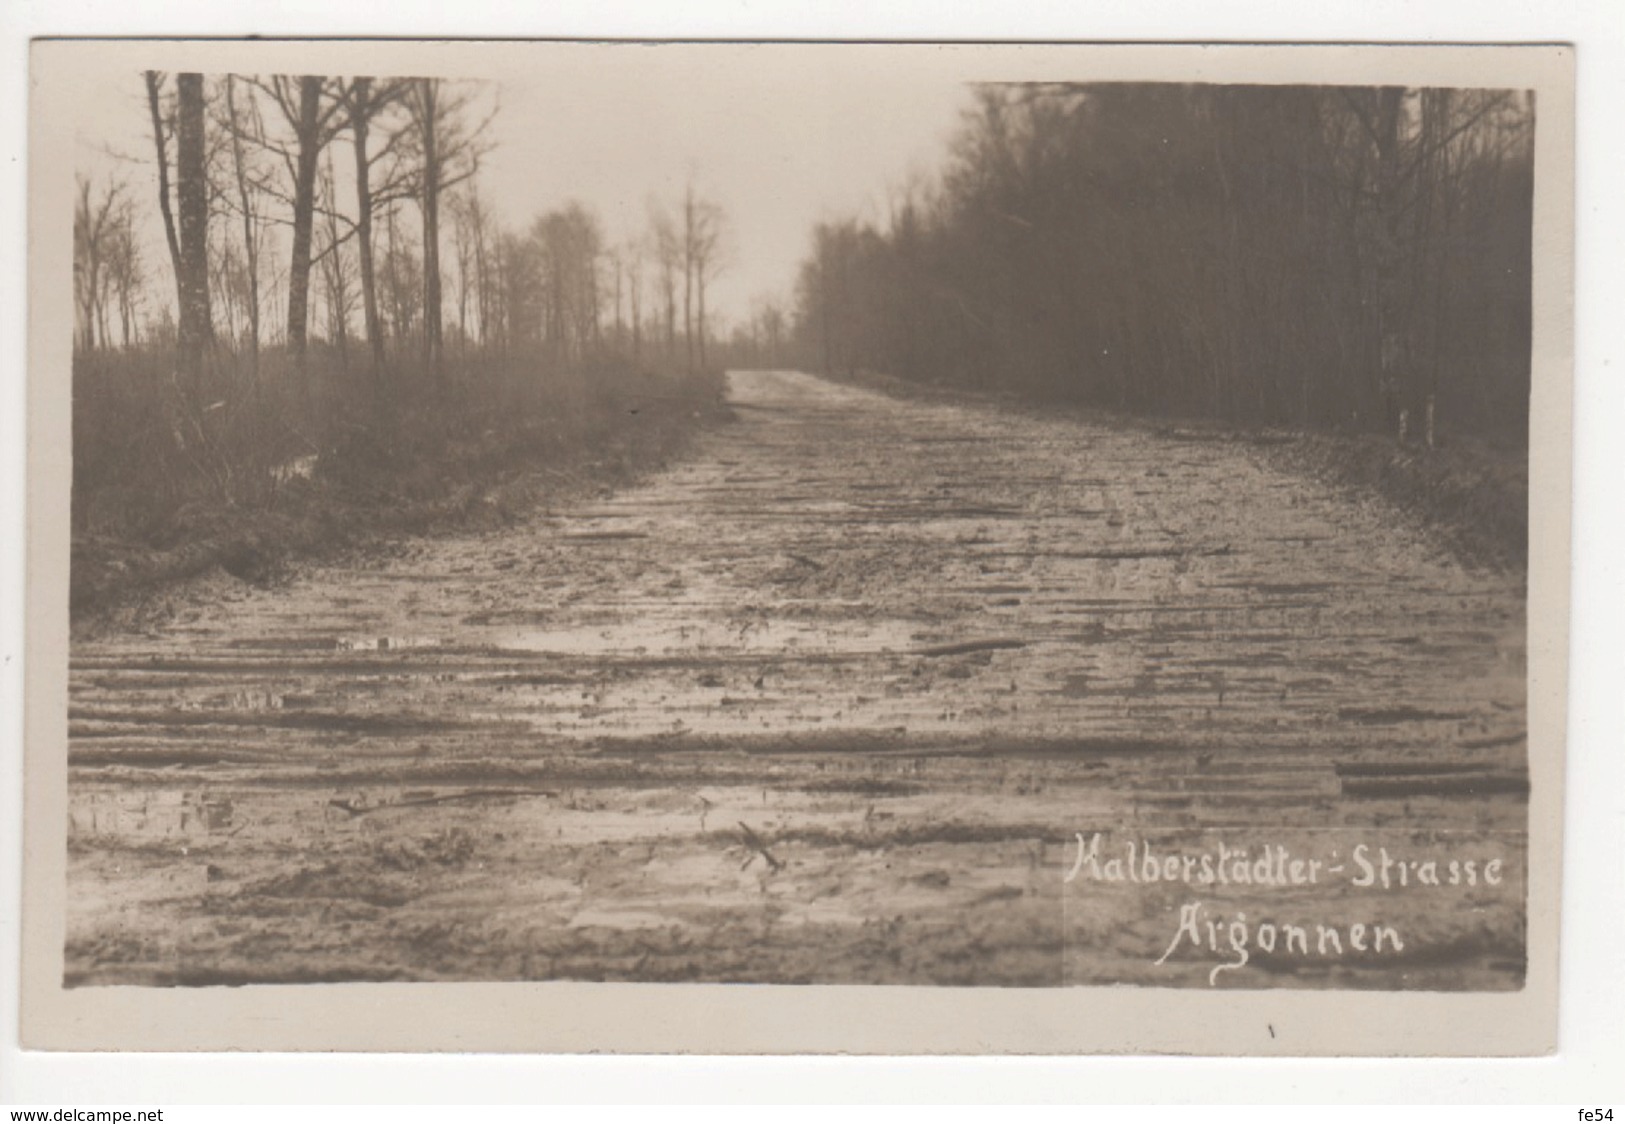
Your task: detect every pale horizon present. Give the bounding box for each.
[73,49,974,333]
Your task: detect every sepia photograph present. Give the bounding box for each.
[21,39,1574,1055]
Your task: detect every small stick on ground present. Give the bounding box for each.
[327,788,558,816]
[738,821,784,872]
[913,638,1028,658]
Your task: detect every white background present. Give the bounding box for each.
[3,0,1622,1107]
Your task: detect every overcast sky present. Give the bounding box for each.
[480,47,970,322]
[74,45,974,329]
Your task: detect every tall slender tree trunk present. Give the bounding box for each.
[819,256,833,375]
[683,260,693,374]
[587,256,601,350]
[697,275,708,370]
[665,282,676,363]
[457,246,469,359]
[225,76,260,381]
[286,75,325,399]
[350,78,387,384]
[629,272,641,365]
[1372,85,1407,439]
[321,153,351,372]
[471,209,490,353]
[144,71,183,324]
[384,202,402,351]
[1422,89,1453,448]
[175,72,213,397]
[417,80,446,386]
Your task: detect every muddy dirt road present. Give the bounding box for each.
[67,370,1529,988]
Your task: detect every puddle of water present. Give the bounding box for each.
[773,900,871,927]
[335,636,442,652]
[1058,675,1090,698]
[492,618,921,657]
[198,688,284,712]
[70,790,234,838]
[568,907,677,930]
[224,636,345,653]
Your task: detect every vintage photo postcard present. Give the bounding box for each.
[23,39,1573,1054]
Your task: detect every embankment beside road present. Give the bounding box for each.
[70,364,731,625]
[822,367,1527,575]
[1254,430,1526,575]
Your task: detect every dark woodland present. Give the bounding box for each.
[789,84,1533,443]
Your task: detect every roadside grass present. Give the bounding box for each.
[70,345,731,622]
[1255,429,1526,575]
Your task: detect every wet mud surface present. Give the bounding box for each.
[66,371,1528,988]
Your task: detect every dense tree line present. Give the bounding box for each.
[794,83,1534,442]
[74,73,731,379]
[72,71,730,534]
[75,74,494,385]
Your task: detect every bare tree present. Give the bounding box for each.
[680,186,696,372]
[449,190,476,358]
[143,69,214,384]
[531,201,605,365]
[791,82,1533,441]
[623,237,645,365]
[105,210,143,349]
[403,78,492,384]
[73,176,127,352]
[380,199,422,353]
[175,72,213,392]
[221,75,263,378]
[316,149,357,366]
[649,204,682,366]
[608,245,624,352]
[683,187,727,371]
[494,225,542,354]
[454,186,498,353]
[752,296,788,368]
[248,75,348,386]
[143,71,183,329]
